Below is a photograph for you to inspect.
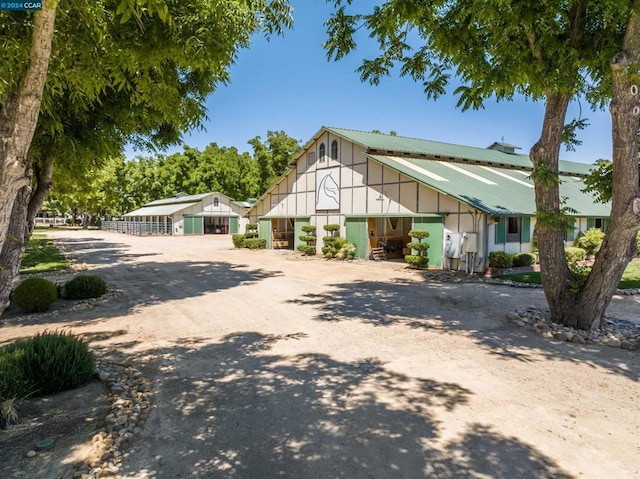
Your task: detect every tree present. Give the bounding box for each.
[248,130,300,191]
[0,1,293,314]
[324,0,640,330]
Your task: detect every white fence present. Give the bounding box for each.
[102,221,173,236]
[35,216,67,226]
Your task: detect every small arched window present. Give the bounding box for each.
[213,198,219,207]
[330,140,338,160]
[319,143,326,162]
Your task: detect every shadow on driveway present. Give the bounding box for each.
[287,278,640,382]
[116,332,572,479]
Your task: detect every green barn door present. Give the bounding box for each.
[259,218,272,248]
[229,216,239,234]
[412,217,444,268]
[194,217,203,235]
[184,216,203,235]
[346,217,367,259]
[294,219,310,250]
[183,216,194,235]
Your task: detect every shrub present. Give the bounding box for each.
[64,275,107,300]
[12,277,57,313]
[245,238,267,249]
[488,251,513,268]
[0,330,95,398]
[565,247,586,263]
[405,255,429,268]
[576,227,605,258]
[323,224,340,233]
[512,253,536,267]
[245,224,259,239]
[336,243,357,260]
[567,262,591,293]
[407,229,430,241]
[322,237,347,259]
[405,229,430,268]
[232,234,246,248]
[298,225,317,255]
[297,244,317,255]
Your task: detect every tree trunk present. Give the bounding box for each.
[573,1,640,330]
[530,91,579,324]
[0,3,58,315]
[0,187,31,313]
[26,157,55,238]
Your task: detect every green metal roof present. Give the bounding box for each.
[326,127,595,176]
[145,192,213,207]
[124,203,197,217]
[231,200,253,208]
[367,154,610,217]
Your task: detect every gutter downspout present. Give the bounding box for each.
[483,213,490,273]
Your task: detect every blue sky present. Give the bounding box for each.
[130,0,613,165]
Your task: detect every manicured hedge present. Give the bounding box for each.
[512,253,536,267]
[489,251,513,268]
[245,238,267,249]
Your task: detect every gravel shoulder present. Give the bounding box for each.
[1,230,639,478]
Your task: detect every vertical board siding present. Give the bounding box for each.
[412,217,444,268]
[346,217,368,259]
[259,219,272,249]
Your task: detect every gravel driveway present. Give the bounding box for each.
[3,230,640,478]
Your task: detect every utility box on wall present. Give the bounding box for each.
[461,232,477,253]
[445,233,461,258]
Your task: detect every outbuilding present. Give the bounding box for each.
[245,126,610,272]
[104,192,250,236]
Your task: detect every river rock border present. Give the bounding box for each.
[58,362,154,479]
[506,307,640,351]
[416,269,640,351]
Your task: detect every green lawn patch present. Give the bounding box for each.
[20,234,70,274]
[499,261,640,289]
[618,262,640,289]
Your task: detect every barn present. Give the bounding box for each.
[104,192,251,236]
[245,127,610,272]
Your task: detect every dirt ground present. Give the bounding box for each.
[1,230,639,478]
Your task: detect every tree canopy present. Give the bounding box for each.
[324,0,640,330]
[47,130,300,221]
[0,1,294,314]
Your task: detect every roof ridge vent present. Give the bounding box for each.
[487,141,521,154]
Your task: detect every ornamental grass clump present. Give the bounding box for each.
[336,243,357,260]
[64,275,107,300]
[12,277,57,313]
[0,330,95,398]
[321,224,344,259]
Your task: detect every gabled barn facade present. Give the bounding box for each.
[245,127,610,272]
[107,192,250,236]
